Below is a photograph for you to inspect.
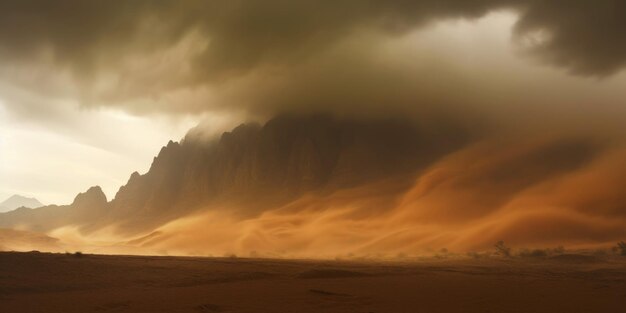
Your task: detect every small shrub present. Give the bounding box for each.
[73,251,83,258]
[467,251,483,259]
[519,248,547,258]
[532,249,547,257]
[594,249,608,256]
[494,241,511,257]
[617,241,626,256]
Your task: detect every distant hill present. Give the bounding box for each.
[0,195,44,213]
[0,186,107,233]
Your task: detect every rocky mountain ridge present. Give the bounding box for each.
[0,115,464,234]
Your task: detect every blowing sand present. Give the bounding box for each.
[0,251,624,312]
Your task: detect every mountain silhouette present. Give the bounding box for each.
[0,195,43,213]
[0,186,108,233]
[0,114,465,234]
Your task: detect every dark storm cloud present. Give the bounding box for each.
[0,0,499,79]
[0,1,622,75]
[0,0,625,119]
[513,0,626,76]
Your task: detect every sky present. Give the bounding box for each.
[1,1,626,205]
[0,100,201,204]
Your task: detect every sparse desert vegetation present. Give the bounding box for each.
[518,248,548,258]
[615,241,626,256]
[494,241,512,257]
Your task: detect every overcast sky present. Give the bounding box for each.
[1,1,625,205]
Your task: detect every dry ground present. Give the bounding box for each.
[0,252,624,312]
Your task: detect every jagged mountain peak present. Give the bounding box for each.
[72,186,107,207]
[1,114,466,234]
[101,114,466,234]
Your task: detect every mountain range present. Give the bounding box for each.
[0,114,464,235]
[2,114,624,256]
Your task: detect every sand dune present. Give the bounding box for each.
[0,229,61,252]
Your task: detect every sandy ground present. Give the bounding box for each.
[0,252,624,313]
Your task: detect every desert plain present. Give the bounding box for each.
[0,251,624,313]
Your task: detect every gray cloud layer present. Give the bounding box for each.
[0,1,625,122]
[1,1,624,73]
[513,0,626,76]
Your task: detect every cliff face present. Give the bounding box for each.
[106,115,463,232]
[0,115,464,234]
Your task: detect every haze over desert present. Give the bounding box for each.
[1,1,626,312]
